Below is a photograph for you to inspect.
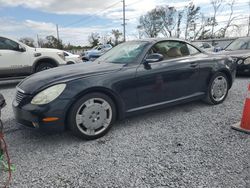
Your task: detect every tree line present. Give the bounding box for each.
[19,29,123,50]
[137,0,244,40]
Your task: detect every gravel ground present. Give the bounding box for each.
[0,78,249,188]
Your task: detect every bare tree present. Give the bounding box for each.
[155,6,177,37]
[138,9,163,38]
[220,0,237,37]
[210,0,224,38]
[184,2,200,40]
[176,11,184,38]
[193,14,206,40]
[112,29,122,46]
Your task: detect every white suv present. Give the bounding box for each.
[0,36,67,79]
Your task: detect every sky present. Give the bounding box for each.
[0,0,249,46]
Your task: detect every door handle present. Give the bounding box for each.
[190,63,198,68]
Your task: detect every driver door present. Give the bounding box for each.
[0,37,31,78]
[135,40,202,108]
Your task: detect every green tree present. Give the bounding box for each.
[41,35,63,49]
[88,32,100,47]
[19,37,35,47]
[112,29,122,46]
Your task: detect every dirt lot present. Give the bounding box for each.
[0,78,249,188]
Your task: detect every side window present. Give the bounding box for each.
[149,41,193,61]
[0,37,19,50]
[247,40,250,49]
[64,52,69,56]
[187,44,200,55]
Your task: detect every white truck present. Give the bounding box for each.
[0,36,68,79]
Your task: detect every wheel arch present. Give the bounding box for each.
[33,57,59,72]
[217,68,233,89]
[64,87,125,128]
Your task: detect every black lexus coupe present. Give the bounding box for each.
[13,38,236,140]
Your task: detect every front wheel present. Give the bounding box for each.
[204,72,229,105]
[68,93,116,140]
[35,62,55,72]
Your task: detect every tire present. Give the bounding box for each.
[68,92,116,140]
[204,72,229,105]
[35,62,55,72]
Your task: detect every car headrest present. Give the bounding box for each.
[166,47,182,58]
[180,46,190,56]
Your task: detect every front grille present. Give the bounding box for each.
[16,91,26,103]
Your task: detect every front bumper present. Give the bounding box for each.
[12,96,69,132]
[237,64,250,74]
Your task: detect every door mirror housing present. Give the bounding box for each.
[18,45,26,52]
[15,44,26,52]
[145,53,164,64]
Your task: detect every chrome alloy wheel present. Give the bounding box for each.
[211,76,228,102]
[75,98,112,136]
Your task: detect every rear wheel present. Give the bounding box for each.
[204,72,229,105]
[35,62,55,72]
[68,92,116,140]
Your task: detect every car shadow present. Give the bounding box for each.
[236,75,250,79]
[0,80,21,89]
[4,100,207,149]
[115,100,207,129]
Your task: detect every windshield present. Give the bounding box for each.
[225,38,250,51]
[95,41,148,64]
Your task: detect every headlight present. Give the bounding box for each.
[237,59,243,65]
[244,57,250,65]
[31,84,66,105]
[57,52,65,61]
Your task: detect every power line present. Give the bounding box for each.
[62,1,121,28]
[37,1,121,42]
[126,0,141,7]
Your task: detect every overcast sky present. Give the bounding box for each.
[0,0,249,46]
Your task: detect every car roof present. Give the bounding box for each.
[132,37,189,43]
[130,37,203,51]
[234,37,250,40]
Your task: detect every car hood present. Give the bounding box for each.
[18,62,123,94]
[218,50,250,58]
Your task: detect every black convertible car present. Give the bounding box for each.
[219,37,250,75]
[13,38,236,140]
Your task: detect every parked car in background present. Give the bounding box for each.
[82,44,112,61]
[64,51,82,64]
[0,36,67,79]
[218,37,250,75]
[192,41,214,52]
[13,38,236,140]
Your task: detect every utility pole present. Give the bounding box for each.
[248,1,250,36]
[122,0,126,42]
[37,34,40,48]
[56,24,61,49]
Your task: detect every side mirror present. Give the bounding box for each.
[145,53,164,63]
[18,45,26,52]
